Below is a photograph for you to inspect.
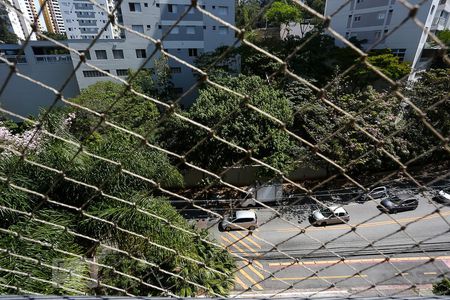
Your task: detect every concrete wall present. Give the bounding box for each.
[0,43,80,118]
[183,165,328,187]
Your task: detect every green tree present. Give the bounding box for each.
[436,29,450,46]
[305,0,325,14]
[38,31,68,40]
[0,6,19,44]
[402,68,450,160]
[236,0,263,29]
[433,277,450,295]
[282,74,412,173]
[161,75,301,176]
[0,107,234,296]
[69,81,160,137]
[265,0,302,27]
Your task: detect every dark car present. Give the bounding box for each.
[357,186,390,203]
[377,197,418,213]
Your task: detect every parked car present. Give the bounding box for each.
[433,189,450,204]
[377,197,418,213]
[219,210,258,231]
[357,186,390,203]
[308,205,350,226]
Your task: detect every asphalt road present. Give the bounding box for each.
[206,193,450,297]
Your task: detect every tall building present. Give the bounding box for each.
[325,0,450,74]
[59,0,117,39]
[0,0,40,40]
[43,0,65,33]
[0,0,237,115]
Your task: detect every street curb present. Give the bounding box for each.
[230,284,434,298]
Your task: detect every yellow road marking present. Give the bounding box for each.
[271,274,368,281]
[248,264,265,280]
[269,256,450,267]
[275,210,450,233]
[234,274,248,290]
[221,236,246,254]
[236,231,262,249]
[239,268,264,290]
[228,232,261,255]
[424,272,437,275]
[253,260,263,269]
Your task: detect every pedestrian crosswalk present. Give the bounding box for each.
[220,231,266,291]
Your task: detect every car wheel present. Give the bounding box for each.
[225,227,231,232]
[248,226,256,231]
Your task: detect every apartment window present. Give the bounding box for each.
[218,6,228,16]
[83,70,109,77]
[131,25,144,33]
[378,13,385,20]
[430,5,435,15]
[212,26,216,30]
[356,0,364,3]
[212,5,215,9]
[170,67,181,73]
[129,2,141,12]
[354,16,361,22]
[156,3,159,7]
[188,48,198,57]
[116,69,128,76]
[170,26,179,34]
[186,26,195,34]
[168,4,177,13]
[146,25,151,30]
[113,49,124,59]
[136,49,146,58]
[219,26,228,35]
[391,48,406,61]
[144,3,147,7]
[158,25,162,29]
[79,50,91,60]
[201,5,205,9]
[95,50,107,59]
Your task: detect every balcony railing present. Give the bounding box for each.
[0,55,27,64]
[35,55,72,63]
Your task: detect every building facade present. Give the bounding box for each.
[59,0,117,39]
[324,0,450,73]
[1,0,39,40]
[0,0,236,116]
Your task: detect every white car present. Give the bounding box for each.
[309,205,350,226]
[433,189,450,204]
[357,186,390,202]
[219,210,258,231]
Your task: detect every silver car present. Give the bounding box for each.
[309,206,350,226]
[219,210,258,231]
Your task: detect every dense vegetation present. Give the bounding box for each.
[0,0,449,296]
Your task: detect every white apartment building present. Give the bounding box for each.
[0,0,39,40]
[59,0,117,39]
[325,0,450,73]
[0,0,236,116]
[1,0,117,39]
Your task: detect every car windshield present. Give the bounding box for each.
[389,198,402,205]
[320,208,334,217]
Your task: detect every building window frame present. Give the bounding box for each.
[94,49,107,59]
[135,49,146,58]
[112,49,124,59]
